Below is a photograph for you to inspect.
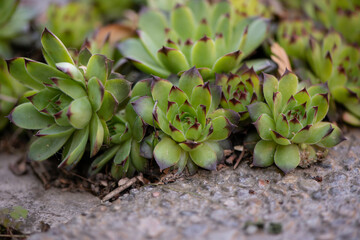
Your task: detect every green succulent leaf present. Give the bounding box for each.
[208,116,233,141]
[41,28,74,65]
[154,137,183,170]
[10,103,54,130]
[279,71,298,105]
[274,144,300,173]
[151,78,173,111]
[189,141,218,170]
[318,124,345,148]
[191,36,216,68]
[270,130,291,145]
[51,77,87,99]
[253,140,277,167]
[247,101,272,122]
[7,58,44,90]
[85,54,108,85]
[171,4,195,42]
[105,78,130,104]
[131,96,155,126]
[113,139,132,165]
[26,60,70,85]
[36,124,75,138]
[191,83,212,112]
[89,145,120,176]
[179,67,204,98]
[89,114,104,157]
[157,47,190,74]
[66,97,92,129]
[254,113,275,141]
[97,91,118,121]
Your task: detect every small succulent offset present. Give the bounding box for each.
[132,67,238,173]
[45,2,100,48]
[0,57,26,131]
[304,0,360,44]
[8,29,130,169]
[215,66,263,124]
[247,71,344,173]
[89,81,153,180]
[119,0,268,79]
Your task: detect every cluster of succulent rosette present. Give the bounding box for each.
[1,0,356,180]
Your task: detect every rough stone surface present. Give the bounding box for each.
[0,154,100,234]
[24,129,360,239]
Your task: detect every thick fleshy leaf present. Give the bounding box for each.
[27,88,61,112]
[66,97,92,129]
[208,116,234,141]
[59,126,89,168]
[190,83,212,112]
[318,125,345,148]
[28,133,72,161]
[179,141,203,152]
[241,18,268,57]
[157,47,190,74]
[185,122,202,141]
[274,144,300,173]
[294,88,310,105]
[133,116,147,142]
[171,5,195,42]
[291,125,312,143]
[55,62,85,85]
[254,114,275,141]
[273,92,283,116]
[87,77,104,111]
[9,103,54,130]
[151,78,172,112]
[51,77,87,99]
[89,145,120,175]
[208,108,240,125]
[189,141,218,170]
[114,139,132,165]
[138,9,167,46]
[247,101,272,122]
[168,86,188,107]
[191,36,216,68]
[131,79,152,98]
[26,60,70,85]
[309,93,329,123]
[263,73,278,110]
[179,67,204,98]
[89,114,104,157]
[85,54,108,84]
[7,58,44,90]
[305,122,332,144]
[253,140,277,167]
[36,124,74,138]
[105,78,131,104]
[212,50,242,73]
[131,96,155,126]
[278,71,298,105]
[153,103,171,135]
[130,140,148,172]
[153,137,182,170]
[276,114,289,137]
[41,28,74,65]
[97,91,119,121]
[270,130,291,145]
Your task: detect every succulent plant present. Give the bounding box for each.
[131,67,238,173]
[0,0,35,58]
[44,2,100,48]
[147,0,185,11]
[215,66,263,124]
[119,0,268,79]
[247,71,344,173]
[303,32,360,126]
[89,80,153,179]
[277,19,323,61]
[304,0,360,44]
[8,29,131,169]
[0,57,26,130]
[230,0,272,19]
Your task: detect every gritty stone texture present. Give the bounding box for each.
[0,154,100,234]
[27,129,360,239]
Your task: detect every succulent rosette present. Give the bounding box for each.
[277,19,323,60]
[132,67,238,173]
[8,29,131,169]
[247,71,344,173]
[44,2,100,48]
[0,57,26,130]
[304,32,360,126]
[215,66,263,124]
[89,80,153,179]
[304,0,360,44]
[119,0,268,79]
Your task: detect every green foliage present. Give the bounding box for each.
[132,67,238,173]
[8,29,130,169]
[248,72,345,173]
[0,206,28,231]
[216,66,263,123]
[119,0,269,79]
[45,2,100,48]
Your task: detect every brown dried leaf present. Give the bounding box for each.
[271,42,292,75]
[94,24,136,46]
